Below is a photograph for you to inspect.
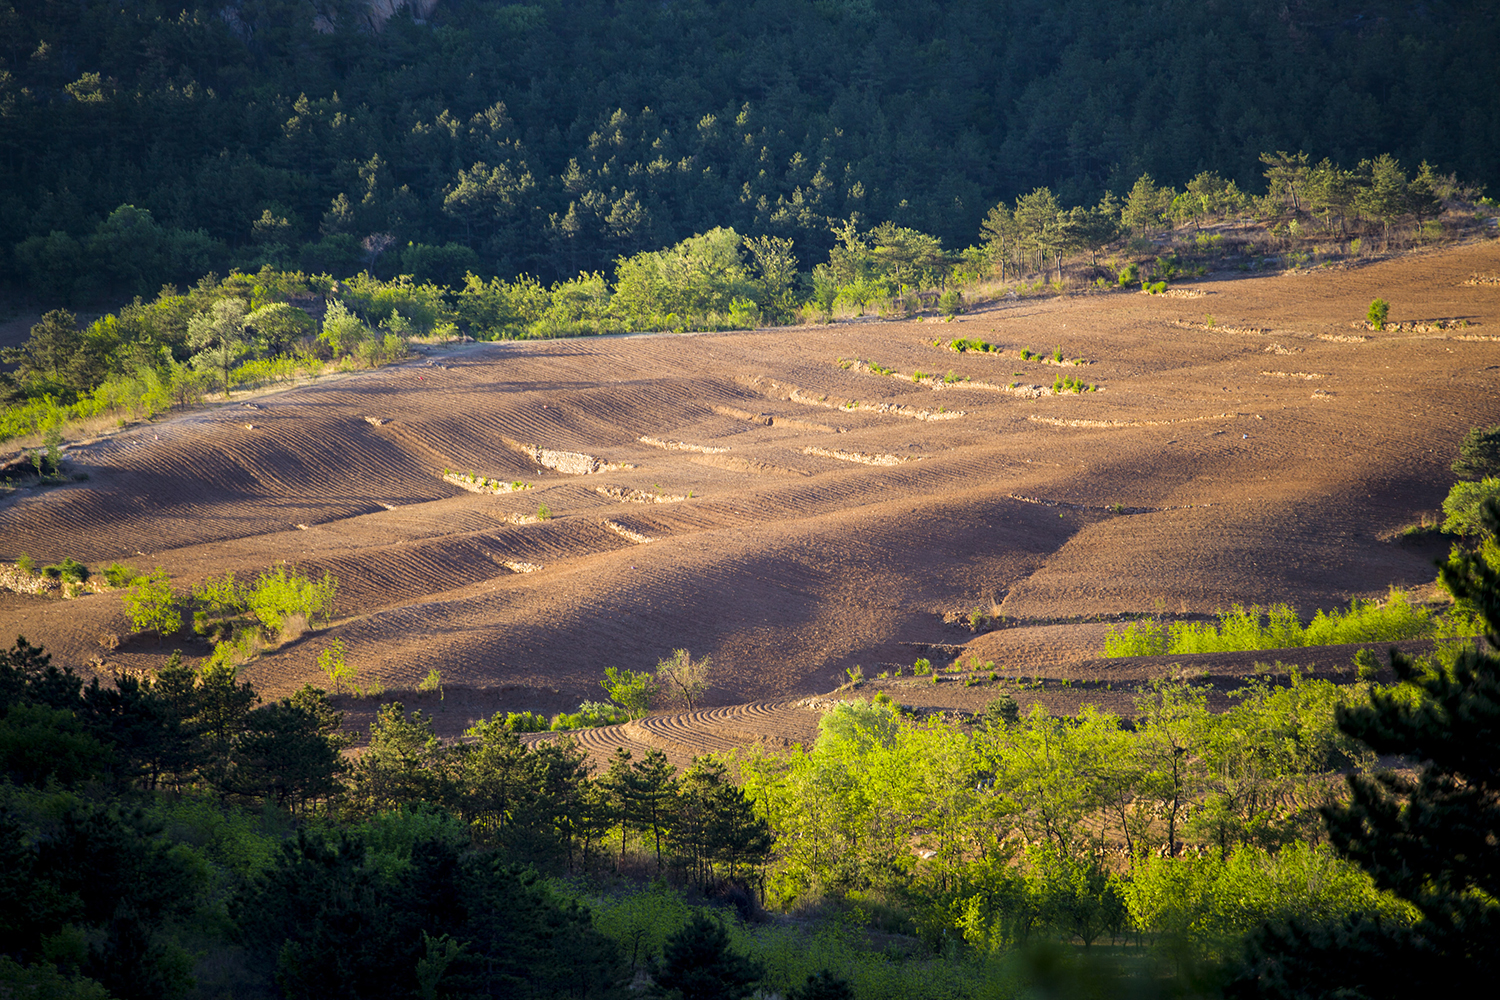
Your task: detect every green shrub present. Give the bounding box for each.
[1019,347,1034,361]
[1123,842,1410,959]
[15,553,35,575]
[1452,424,1500,481]
[102,561,139,588]
[318,639,358,695]
[1118,263,1139,286]
[601,666,657,718]
[1367,298,1389,330]
[1052,374,1093,394]
[938,288,964,315]
[551,701,628,730]
[504,711,551,733]
[949,337,997,353]
[243,564,336,635]
[1442,477,1500,537]
[913,658,932,675]
[42,558,89,583]
[1103,619,1168,656]
[1103,589,1440,656]
[418,668,443,698]
[124,567,179,636]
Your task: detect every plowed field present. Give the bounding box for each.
[4,242,1499,757]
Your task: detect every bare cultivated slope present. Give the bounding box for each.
[3,243,1498,740]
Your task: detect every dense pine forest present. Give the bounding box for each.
[2,0,1499,301]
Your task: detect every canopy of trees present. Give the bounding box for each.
[2,0,1496,302]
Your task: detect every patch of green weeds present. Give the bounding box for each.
[1051,375,1095,394]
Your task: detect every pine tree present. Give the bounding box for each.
[788,970,855,1000]
[651,913,762,1000]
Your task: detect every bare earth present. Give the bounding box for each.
[3,243,1499,761]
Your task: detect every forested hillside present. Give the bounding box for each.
[2,0,1497,302]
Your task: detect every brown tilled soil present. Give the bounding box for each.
[3,243,1499,760]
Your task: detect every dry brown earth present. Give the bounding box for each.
[3,243,1499,758]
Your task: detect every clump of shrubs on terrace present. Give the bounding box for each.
[1102,587,1460,657]
[118,562,337,671]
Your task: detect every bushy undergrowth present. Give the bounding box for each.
[551,701,629,730]
[1103,588,1450,657]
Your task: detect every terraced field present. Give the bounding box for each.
[3,241,1499,750]
[521,700,825,769]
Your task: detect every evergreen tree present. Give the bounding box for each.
[628,748,680,871]
[788,970,855,1000]
[651,913,762,1000]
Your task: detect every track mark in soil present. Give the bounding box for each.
[638,435,729,454]
[712,404,773,425]
[602,520,653,544]
[802,446,907,467]
[500,437,633,474]
[836,357,1040,397]
[710,404,841,434]
[1353,319,1479,334]
[595,485,691,504]
[687,454,809,477]
[737,374,964,421]
[1028,412,1233,429]
[443,472,534,495]
[1169,319,1275,337]
[1008,493,1209,514]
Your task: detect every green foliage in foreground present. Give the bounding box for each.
[1230,497,1500,993]
[1103,588,1449,657]
[1442,477,1500,539]
[1453,424,1500,481]
[737,673,1410,959]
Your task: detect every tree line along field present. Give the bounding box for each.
[2,146,1491,449]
